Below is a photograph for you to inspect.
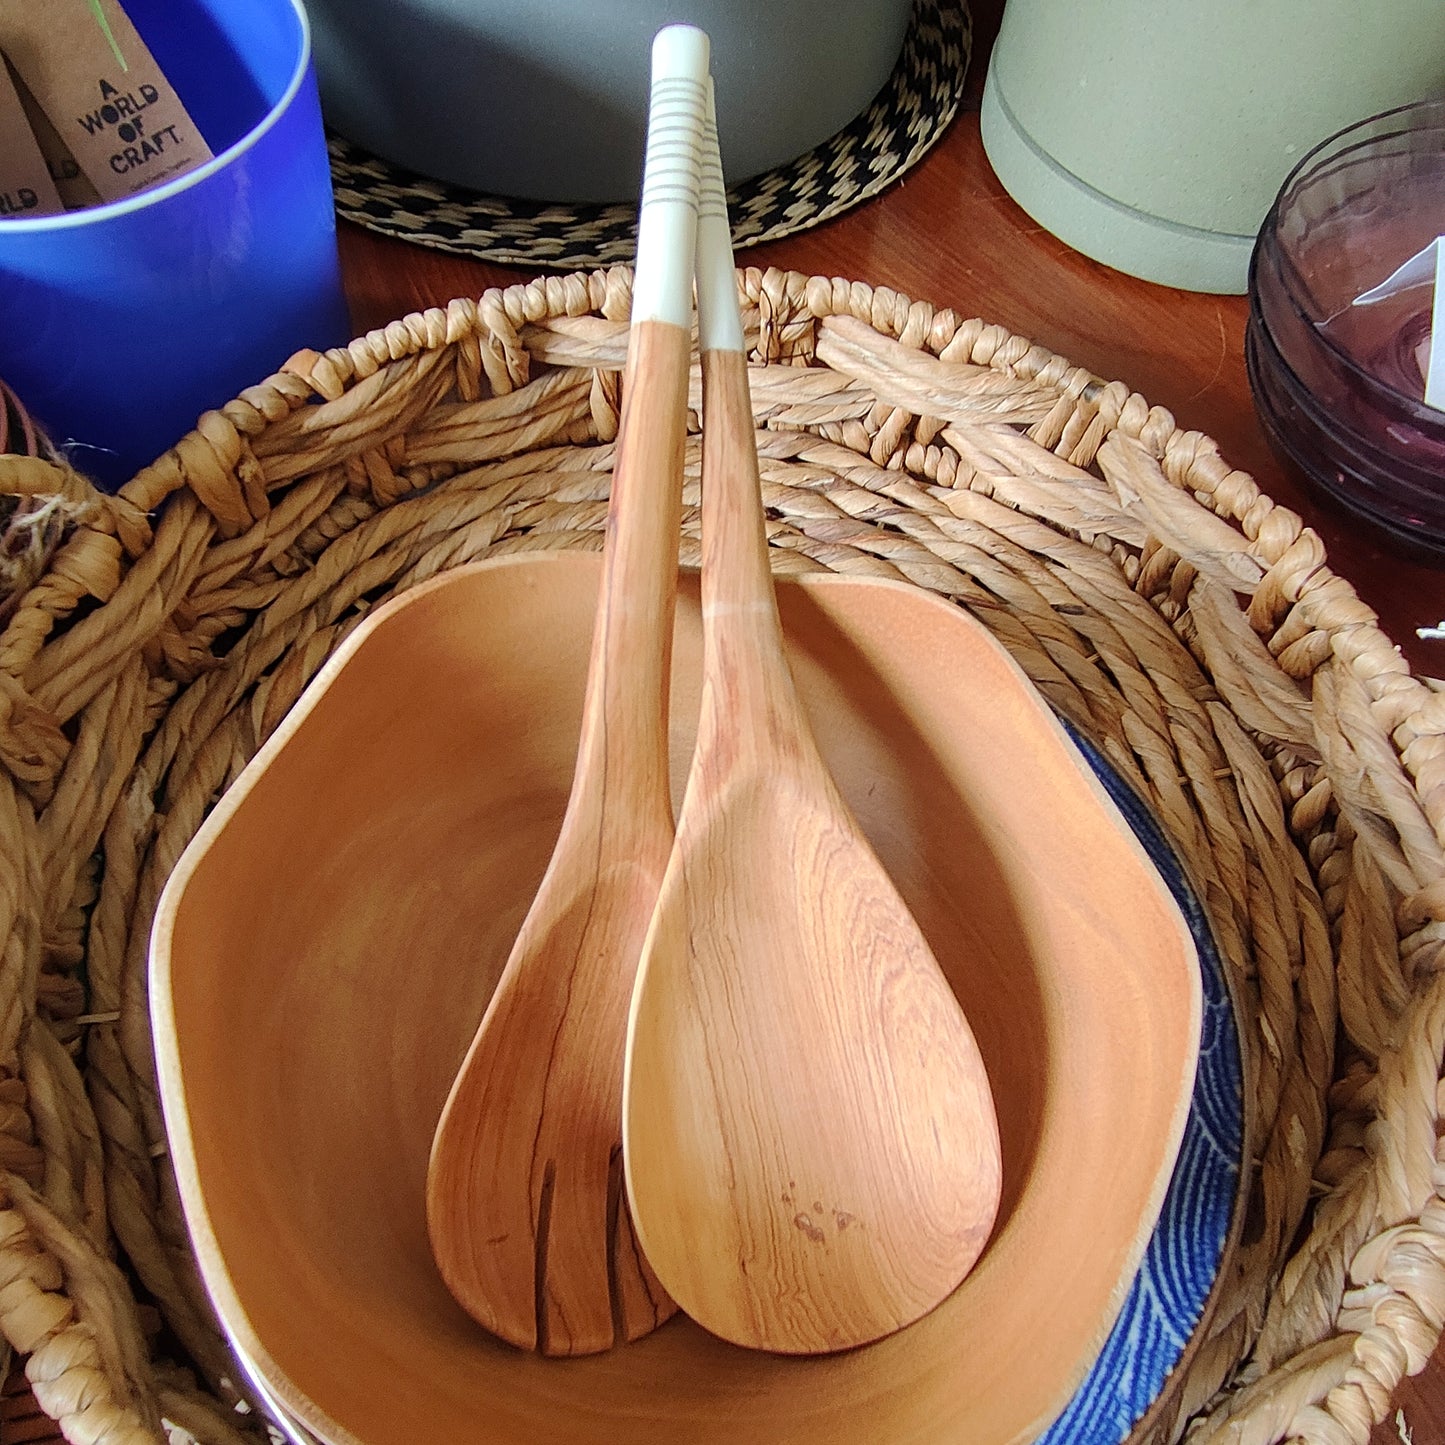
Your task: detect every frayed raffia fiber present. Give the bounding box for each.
[0,380,106,634]
[0,267,1442,1445]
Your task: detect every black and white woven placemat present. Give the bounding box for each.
[327,0,972,268]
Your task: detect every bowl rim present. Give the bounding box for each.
[228,889,1247,1445]
[1246,298,1445,505]
[151,554,1209,1445]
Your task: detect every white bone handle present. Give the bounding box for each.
[631,26,710,328]
[695,78,746,354]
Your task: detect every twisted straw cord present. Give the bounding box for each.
[23,495,215,730]
[1184,580,1316,758]
[1239,948,1434,1409]
[152,1373,258,1445]
[87,771,243,1404]
[1197,1042,1445,1445]
[1318,668,1445,890]
[1188,1336,1360,1445]
[0,267,1439,1445]
[784,277,1443,879]
[0,529,126,688]
[0,1177,162,1444]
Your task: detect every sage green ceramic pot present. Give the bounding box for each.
[982,0,1445,292]
[308,0,911,203]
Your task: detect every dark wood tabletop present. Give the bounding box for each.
[330,10,1444,1445]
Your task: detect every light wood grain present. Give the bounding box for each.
[620,118,1001,1350]
[421,28,708,1354]
[314,25,1444,1433]
[6,3,1440,1437]
[423,321,687,1354]
[623,340,1003,1354]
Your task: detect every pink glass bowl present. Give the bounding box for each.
[1246,98,1445,556]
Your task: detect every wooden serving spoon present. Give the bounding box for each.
[425,25,709,1355]
[621,88,1004,1356]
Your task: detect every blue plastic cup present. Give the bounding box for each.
[0,0,350,489]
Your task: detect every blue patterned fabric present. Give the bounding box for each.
[1039,727,1245,1444]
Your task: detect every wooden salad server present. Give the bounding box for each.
[425,25,709,1355]
[621,85,1004,1356]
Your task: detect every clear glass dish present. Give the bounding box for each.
[1246,98,1445,554]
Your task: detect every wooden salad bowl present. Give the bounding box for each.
[150,551,1201,1445]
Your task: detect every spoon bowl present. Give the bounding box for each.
[621,105,1001,1354]
[623,346,1002,1353]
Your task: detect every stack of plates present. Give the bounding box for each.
[1246,98,1445,557]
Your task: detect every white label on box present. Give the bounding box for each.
[1350,234,1445,413]
[1427,237,1445,412]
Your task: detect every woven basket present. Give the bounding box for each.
[0,267,1442,1445]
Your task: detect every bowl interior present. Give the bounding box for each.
[1265,100,1445,405]
[152,553,1201,1445]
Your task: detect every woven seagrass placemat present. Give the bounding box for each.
[328,0,971,267]
[0,268,1441,1445]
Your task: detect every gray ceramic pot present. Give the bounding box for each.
[308,0,912,203]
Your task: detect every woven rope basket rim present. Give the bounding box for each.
[0,265,1442,1445]
[327,0,972,267]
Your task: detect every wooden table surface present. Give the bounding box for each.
[4,4,1443,1444]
